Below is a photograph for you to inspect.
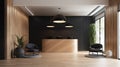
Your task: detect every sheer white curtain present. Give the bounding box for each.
[100,17,105,51]
[95,20,100,43]
[117,12,120,59]
[95,17,105,51]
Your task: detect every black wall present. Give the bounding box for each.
[0,0,5,59]
[29,16,94,51]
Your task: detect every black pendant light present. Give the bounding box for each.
[46,21,55,28]
[65,23,74,28]
[46,19,55,28]
[52,8,67,23]
[46,24,55,28]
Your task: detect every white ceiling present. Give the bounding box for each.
[13,0,108,16]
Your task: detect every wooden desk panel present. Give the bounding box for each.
[42,39,78,53]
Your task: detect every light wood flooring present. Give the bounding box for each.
[0,51,120,67]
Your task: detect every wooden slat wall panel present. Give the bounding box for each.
[105,0,120,58]
[5,0,29,59]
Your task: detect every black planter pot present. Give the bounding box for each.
[14,47,25,58]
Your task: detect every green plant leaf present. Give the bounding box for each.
[89,24,96,45]
[16,35,24,48]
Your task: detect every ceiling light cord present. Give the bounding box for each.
[58,8,61,14]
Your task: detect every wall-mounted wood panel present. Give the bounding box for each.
[5,0,29,59]
[105,0,120,58]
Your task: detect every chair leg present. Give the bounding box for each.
[102,52,104,56]
[92,52,93,55]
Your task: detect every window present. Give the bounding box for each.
[95,20,100,43]
[95,17,105,51]
[117,11,120,59]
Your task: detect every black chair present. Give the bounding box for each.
[89,44,103,55]
[25,43,39,55]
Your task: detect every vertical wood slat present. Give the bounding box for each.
[5,0,29,59]
[113,3,118,58]
[105,0,120,58]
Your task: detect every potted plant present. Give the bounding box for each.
[14,35,25,58]
[89,24,96,45]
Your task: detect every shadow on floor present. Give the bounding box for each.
[85,54,105,58]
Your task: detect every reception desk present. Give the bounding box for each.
[42,39,78,53]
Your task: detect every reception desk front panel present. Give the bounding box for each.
[42,39,78,53]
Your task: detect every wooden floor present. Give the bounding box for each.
[0,51,120,67]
